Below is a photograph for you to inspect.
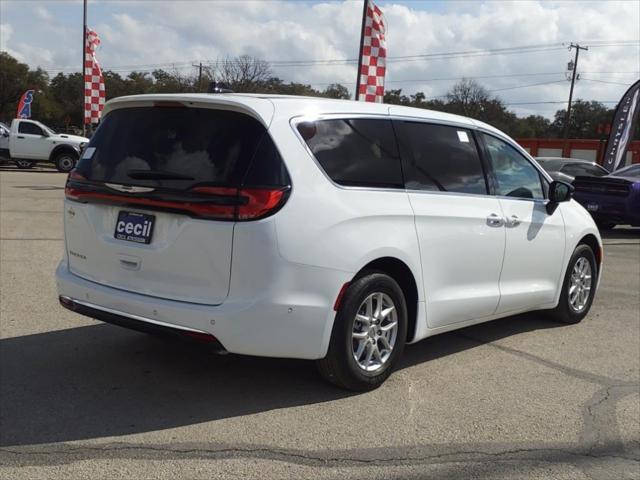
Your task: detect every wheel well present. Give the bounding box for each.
[579,234,602,267]
[49,146,78,162]
[356,257,419,343]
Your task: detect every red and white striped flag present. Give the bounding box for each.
[356,0,387,103]
[84,28,105,124]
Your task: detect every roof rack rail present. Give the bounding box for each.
[208,82,234,94]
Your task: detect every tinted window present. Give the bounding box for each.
[614,164,640,177]
[396,122,487,194]
[76,107,288,190]
[482,134,544,199]
[560,163,607,177]
[298,118,403,188]
[18,122,44,136]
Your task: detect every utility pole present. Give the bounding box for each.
[192,62,203,92]
[82,0,87,137]
[563,43,588,139]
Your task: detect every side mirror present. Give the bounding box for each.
[547,181,574,214]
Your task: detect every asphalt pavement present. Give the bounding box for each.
[0,168,638,479]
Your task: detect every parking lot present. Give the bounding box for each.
[0,167,638,479]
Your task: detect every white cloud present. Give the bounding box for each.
[0,23,13,51]
[1,0,638,117]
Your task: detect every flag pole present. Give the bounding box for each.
[82,0,87,136]
[354,0,368,101]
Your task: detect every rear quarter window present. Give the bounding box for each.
[297,118,403,188]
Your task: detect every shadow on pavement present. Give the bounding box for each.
[600,226,640,240]
[0,164,60,173]
[0,312,562,447]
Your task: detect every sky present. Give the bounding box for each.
[1,0,639,119]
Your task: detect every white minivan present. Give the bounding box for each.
[56,94,602,390]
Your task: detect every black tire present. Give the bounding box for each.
[549,244,597,324]
[596,221,616,231]
[14,159,35,169]
[317,272,407,391]
[54,151,77,173]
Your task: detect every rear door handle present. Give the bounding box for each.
[506,215,521,227]
[486,213,504,227]
[17,136,24,139]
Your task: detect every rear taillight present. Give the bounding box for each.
[65,177,289,222]
[237,187,289,220]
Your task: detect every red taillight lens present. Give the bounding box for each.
[237,187,288,220]
[65,179,289,222]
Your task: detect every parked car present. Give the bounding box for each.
[573,163,640,229]
[535,157,609,183]
[4,119,89,172]
[57,94,603,390]
[0,122,10,159]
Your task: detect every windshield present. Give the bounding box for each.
[40,124,56,135]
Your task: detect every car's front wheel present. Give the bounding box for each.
[317,272,407,391]
[549,244,598,324]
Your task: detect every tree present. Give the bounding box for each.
[445,78,491,118]
[551,100,613,139]
[323,83,350,100]
[49,72,83,128]
[0,52,51,123]
[213,55,272,92]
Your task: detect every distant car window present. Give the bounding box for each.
[614,164,640,177]
[298,118,403,188]
[18,122,44,136]
[395,121,487,194]
[560,163,608,177]
[482,134,544,199]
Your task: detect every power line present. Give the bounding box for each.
[580,78,636,86]
[488,79,568,93]
[43,40,639,74]
[504,100,618,106]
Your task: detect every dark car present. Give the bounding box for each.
[572,164,640,229]
[535,157,609,183]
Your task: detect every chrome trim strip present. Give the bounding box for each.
[63,296,208,334]
[104,183,156,193]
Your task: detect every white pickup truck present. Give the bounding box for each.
[0,119,89,172]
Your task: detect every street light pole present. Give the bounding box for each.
[563,43,588,139]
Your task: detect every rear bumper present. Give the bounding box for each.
[59,295,226,350]
[56,259,350,360]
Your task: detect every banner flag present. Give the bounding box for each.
[84,28,106,125]
[602,79,640,172]
[16,90,34,119]
[355,0,387,103]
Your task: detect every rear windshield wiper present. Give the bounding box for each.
[127,170,195,181]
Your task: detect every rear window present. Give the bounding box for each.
[297,118,403,188]
[76,107,288,189]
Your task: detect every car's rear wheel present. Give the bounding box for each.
[14,159,35,169]
[55,152,77,173]
[549,244,597,324]
[317,272,407,391]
